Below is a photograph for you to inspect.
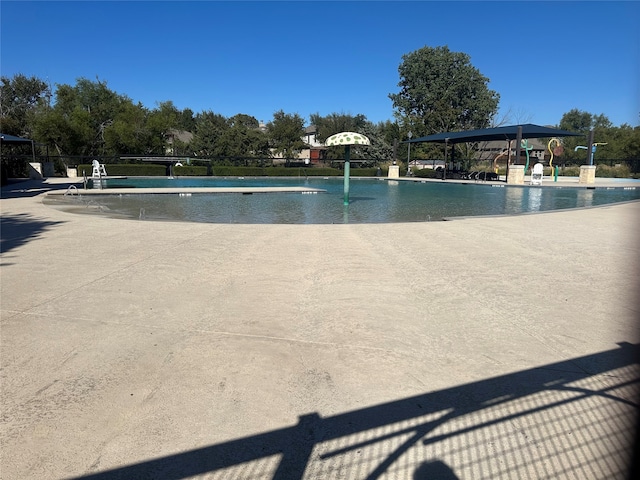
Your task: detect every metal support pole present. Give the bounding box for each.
[505,139,512,180]
[343,145,351,205]
[586,129,595,165]
[451,139,455,172]
[406,131,412,175]
[515,126,523,170]
[393,138,398,165]
[442,139,449,180]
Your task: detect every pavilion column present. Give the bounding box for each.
[505,139,512,181]
[442,139,449,180]
[515,126,523,171]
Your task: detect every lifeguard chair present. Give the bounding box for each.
[91,159,107,178]
[530,162,544,185]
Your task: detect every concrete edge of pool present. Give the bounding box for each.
[47,186,328,195]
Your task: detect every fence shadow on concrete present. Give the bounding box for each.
[72,342,639,480]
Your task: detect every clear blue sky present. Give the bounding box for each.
[2,1,638,127]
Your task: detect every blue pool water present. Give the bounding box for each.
[49,177,640,224]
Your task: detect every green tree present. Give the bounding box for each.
[216,114,269,162]
[389,46,500,137]
[33,87,94,156]
[310,112,368,143]
[309,112,369,160]
[191,111,229,157]
[560,109,595,132]
[103,101,152,155]
[229,113,259,130]
[33,77,131,156]
[370,119,407,164]
[583,123,640,164]
[146,101,182,154]
[0,74,51,136]
[267,110,306,159]
[620,125,640,161]
[559,109,611,163]
[178,108,196,132]
[357,120,394,164]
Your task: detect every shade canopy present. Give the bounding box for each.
[404,124,582,144]
[325,132,371,146]
[0,133,35,144]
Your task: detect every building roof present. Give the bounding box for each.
[166,129,194,143]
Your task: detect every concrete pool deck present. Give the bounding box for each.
[1,177,639,479]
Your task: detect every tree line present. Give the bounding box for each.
[1,46,638,170]
[0,74,397,165]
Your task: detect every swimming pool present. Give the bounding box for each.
[46,177,640,224]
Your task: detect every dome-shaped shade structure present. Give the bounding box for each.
[325,132,371,146]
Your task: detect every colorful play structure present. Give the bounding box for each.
[493,146,509,174]
[575,142,607,165]
[325,132,371,205]
[521,139,534,174]
[492,139,539,178]
[547,138,562,181]
[492,137,572,183]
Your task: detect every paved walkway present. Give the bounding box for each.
[1,178,638,479]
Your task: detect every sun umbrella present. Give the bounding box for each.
[325,132,371,205]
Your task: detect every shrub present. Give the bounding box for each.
[349,168,380,177]
[303,167,342,176]
[594,164,631,178]
[211,166,267,176]
[412,168,439,178]
[210,166,353,177]
[554,164,632,178]
[173,165,208,176]
[1,157,28,180]
[558,166,580,177]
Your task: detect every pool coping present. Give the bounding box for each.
[393,176,640,189]
[47,185,328,195]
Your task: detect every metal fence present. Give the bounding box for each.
[2,153,639,178]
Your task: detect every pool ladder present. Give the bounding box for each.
[84,170,103,189]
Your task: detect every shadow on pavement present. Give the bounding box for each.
[1,178,82,200]
[72,342,640,479]
[1,179,75,256]
[0,213,66,256]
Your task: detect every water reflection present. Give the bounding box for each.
[577,189,594,208]
[527,188,542,212]
[505,187,524,214]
